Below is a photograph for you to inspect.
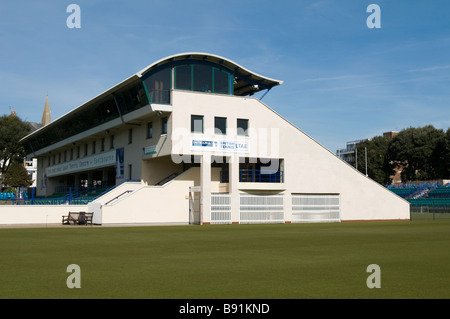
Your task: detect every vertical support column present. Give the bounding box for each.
[87,172,93,188]
[200,154,211,225]
[102,168,108,186]
[284,192,292,223]
[229,154,240,224]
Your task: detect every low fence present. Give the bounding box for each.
[410,206,450,221]
[210,193,232,224]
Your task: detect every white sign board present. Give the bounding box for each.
[46,150,116,177]
[191,139,249,153]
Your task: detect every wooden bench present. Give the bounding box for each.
[62,212,94,225]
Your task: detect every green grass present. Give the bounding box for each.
[1,221,450,299]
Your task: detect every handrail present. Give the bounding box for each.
[240,169,284,183]
[155,173,179,186]
[92,179,141,201]
[104,190,134,205]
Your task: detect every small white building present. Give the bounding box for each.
[19,53,409,225]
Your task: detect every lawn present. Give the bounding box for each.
[1,221,450,299]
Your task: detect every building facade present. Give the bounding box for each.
[20,53,409,225]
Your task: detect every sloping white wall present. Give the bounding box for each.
[100,167,199,224]
[171,91,410,221]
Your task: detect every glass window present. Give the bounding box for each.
[128,128,133,144]
[143,68,171,104]
[193,64,212,93]
[110,135,115,149]
[237,119,249,136]
[214,68,230,94]
[92,141,96,154]
[175,65,192,90]
[161,117,168,135]
[101,138,105,152]
[214,117,226,135]
[191,115,204,133]
[147,122,153,139]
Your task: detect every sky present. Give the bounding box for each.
[0,0,449,153]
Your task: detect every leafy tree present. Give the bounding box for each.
[3,161,32,188]
[387,125,446,181]
[356,136,391,185]
[0,114,31,182]
[444,128,450,178]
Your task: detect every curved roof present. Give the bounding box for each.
[136,52,283,96]
[20,53,283,148]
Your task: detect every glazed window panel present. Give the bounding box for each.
[237,118,249,136]
[214,68,230,94]
[175,65,192,90]
[143,68,171,104]
[193,64,212,93]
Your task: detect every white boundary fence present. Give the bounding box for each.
[291,194,340,223]
[240,194,284,224]
[211,193,232,224]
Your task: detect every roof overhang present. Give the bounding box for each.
[20,52,283,146]
[137,52,283,96]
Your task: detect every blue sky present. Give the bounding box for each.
[1,0,449,153]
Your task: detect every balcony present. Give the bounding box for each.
[240,169,284,183]
[220,169,284,184]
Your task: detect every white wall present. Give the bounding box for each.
[0,205,88,225]
[170,90,410,221]
[100,167,198,224]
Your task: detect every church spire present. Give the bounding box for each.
[41,94,51,126]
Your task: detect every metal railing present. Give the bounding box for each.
[239,169,284,183]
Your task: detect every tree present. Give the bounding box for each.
[356,136,391,185]
[444,128,450,178]
[3,161,32,188]
[387,125,446,181]
[0,114,31,183]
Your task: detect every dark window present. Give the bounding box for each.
[92,141,96,154]
[214,68,230,94]
[84,144,88,156]
[143,68,171,104]
[147,122,153,139]
[214,117,227,135]
[191,115,204,133]
[237,119,249,136]
[161,117,168,135]
[175,65,192,90]
[128,128,133,144]
[110,135,115,149]
[193,64,212,93]
[101,138,105,152]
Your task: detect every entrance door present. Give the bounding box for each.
[189,187,200,224]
